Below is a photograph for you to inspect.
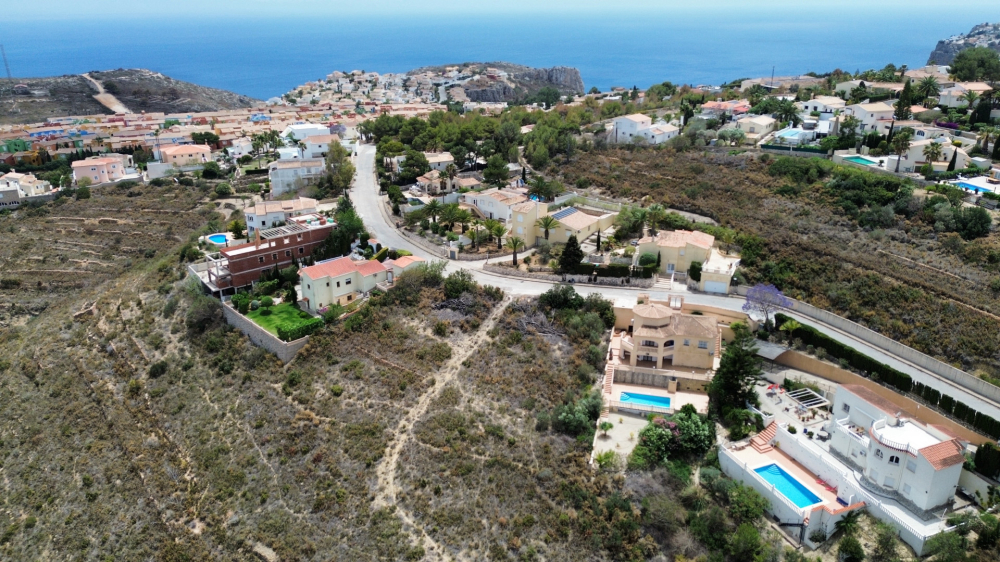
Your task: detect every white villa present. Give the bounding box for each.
[720,384,969,555]
[245,197,318,234]
[610,114,679,145]
[268,159,325,196]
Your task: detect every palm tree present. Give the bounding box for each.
[444,163,458,184]
[962,90,980,110]
[891,131,913,173]
[490,223,506,250]
[646,204,667,235]
[439,203,459,231]
[917,76,940,101]
[979,125,998,155]
[469,219,481,249]
[528,176,550,201]
[922,141,943,165]
[482,219,501,245]
[719,230,736,254]
[536,215,558,240]
[423,200,442,223]
[779,319,802,337]
[835,509,863,537]
[776,99,800,126]
[505,236,525,266]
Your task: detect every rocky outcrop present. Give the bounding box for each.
[512,66,585,94]
[927,22,1000,65]
[412,61,584,103]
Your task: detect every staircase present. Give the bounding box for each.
[653,273,672,290]
[751,421,778,453]
[600,362,615,419]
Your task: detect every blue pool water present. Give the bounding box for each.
[955,182,991,194]
[844,156,877,166]
[208,234,228,244]
[754,464,822,508]
[618,392,671,409]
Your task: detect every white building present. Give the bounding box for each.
[461,188,527,222]
[609,114,678,145]
[797,95,846,115]
[845,102,895,132]
[245,197,318,234]
[735,115,777,144]
[281,123,330,143]
[299,256,390,312]
[302,134,341,159]
[829,385,965,513]
[0,171,52,197]
[267,159,325,196]
[939,82,993,108]
[277,147,304,160]
[229,138,253,159]
[424,152,455,172]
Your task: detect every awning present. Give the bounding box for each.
[755,341,790,361]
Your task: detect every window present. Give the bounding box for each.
[297,234,302,240]
[875,449,883,459]
[683,339,690,346]
[903,483,912,495]
[285,250,291,257]
[337,281,340,287]
[889,455,900,465]
[272,253,277,261]
[258,256,264,263]
[884,476,896,487]
[326,282,329,287]
[842,404,851,413]
[679,249,685,256]
[641,340,657,348]
[906,459,916,472]
[698,341,708,349]
[517,215,523,222]
[307,284,310,289]
[346,295,352,301]
[345,278,352,285]
[299,247,304,254]
[871,469,879,482]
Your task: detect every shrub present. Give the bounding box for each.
[809,529,827,543]
[277,318,324,341]
[433,321,449,337]
[148,361,168,378]
[330,385,344,397]
[838,535,865,562]
[260,296,274,308]
[76,186,91,199]
[443,270,476,298]
[637,252,657,267]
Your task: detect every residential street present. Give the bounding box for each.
[349,143,1000,416]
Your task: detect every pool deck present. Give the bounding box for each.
[730,445,839,509]
[610,383,709,413]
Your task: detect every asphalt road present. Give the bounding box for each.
[350,143,1000,416]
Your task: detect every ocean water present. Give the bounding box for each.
[1,8,998,100]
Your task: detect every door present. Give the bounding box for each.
[704,281,728,294]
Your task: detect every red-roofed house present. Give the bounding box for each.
[299,256,389,311]
[636,229,740,293]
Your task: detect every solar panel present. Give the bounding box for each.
[551,207,578,221]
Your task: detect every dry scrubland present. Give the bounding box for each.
[561,149,1000,378]
[0,187,685,561]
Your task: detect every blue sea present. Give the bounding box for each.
[2,6,998,100]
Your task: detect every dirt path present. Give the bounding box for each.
[81,73,132,114]
[373,298,510,561]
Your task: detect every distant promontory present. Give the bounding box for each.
[928,22,1000,65]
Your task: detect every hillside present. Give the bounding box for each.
[0,69,259,125]
[411,62,585,102]
[928,21,1000,64]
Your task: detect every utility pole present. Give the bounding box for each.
[0,44,15,113]
[770,66,775,90]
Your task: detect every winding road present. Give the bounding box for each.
[81,73,132,114]
[350,143,1000,417]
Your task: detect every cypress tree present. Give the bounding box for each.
[558,235,585,273]
[894,80,913,120]
[993,139,1000,160]
[947,149,958,172]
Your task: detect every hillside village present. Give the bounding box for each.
[6,50,1000,562]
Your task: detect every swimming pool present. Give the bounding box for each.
[618,392,671,409]
[208,234,228,244]
[777,129,801,139]
[844,156,877,166]
[754,463,822,508]
[955,181,992,193]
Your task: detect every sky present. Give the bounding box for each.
[6,0,1000,20]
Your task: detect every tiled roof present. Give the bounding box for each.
[389,255,424,269]
[639,229,715,249]
[250,197,317,215]
[511,201,538,213]
[634,303,673,319]
[918,439,965,470]
[840,385,902,416]
[557,209,600,231]
[304,134,340,144]
[301,256,386,280]
[161,144,210,155]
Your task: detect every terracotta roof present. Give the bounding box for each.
[639,229,714,249]
[634,303,673,319]
[389,255,424,269]
[300,256,386,280]
[556,209,601,231]
[840,385,902,416]
[918,439,965,470]
[633,313,717,340]
[304,134,340,144]
[455,177,481,187]
[161,144,210,155]
[511,201,539,213]
[250,197,317,215]
[621,114,651,123]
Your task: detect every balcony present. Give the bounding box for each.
[835,418,871,448]
[870,421,920,457]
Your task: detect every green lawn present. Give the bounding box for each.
[246,302,313,336]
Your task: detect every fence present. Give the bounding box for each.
[760,144,829,156]
[607,400,673,416]
[719,447,806,523]
[785,299,1000,406]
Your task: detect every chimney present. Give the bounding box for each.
[254,228,261,250]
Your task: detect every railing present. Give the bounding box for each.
[720,447,806,519]
[747,403,775,426]
[607,400,673,416]
[620,339,634,352]
[835,418,871,447]
[870,421,920,457]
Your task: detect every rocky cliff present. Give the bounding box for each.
[928,22,1000,65]
[411,61,584,103]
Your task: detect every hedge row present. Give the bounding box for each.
[277,318,324,342]
[776,313,913,392]
[776,313,1000,440]
[975,442,1000,480]
[566,262,656,278]
[372,247,389,263]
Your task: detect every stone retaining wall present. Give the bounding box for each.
[223,304,309,363]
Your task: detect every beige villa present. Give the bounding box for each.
[509,201,617,245]
[635,229,739,294]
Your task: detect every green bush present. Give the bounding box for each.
[974,441,1000,479]
[372,247,389,262]
[330,384,344,397]
[276,317,324,341]
[148,361,168,378]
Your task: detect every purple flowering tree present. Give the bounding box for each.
[742,283,791,329]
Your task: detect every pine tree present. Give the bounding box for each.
[558,235,585,273]
[707,323,762,416]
